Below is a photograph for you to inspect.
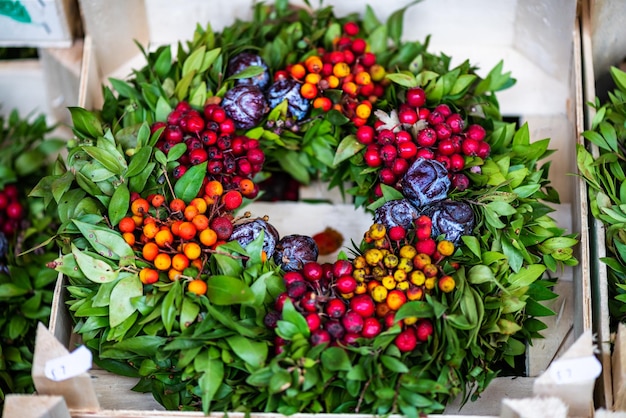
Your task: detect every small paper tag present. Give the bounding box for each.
[44,345,92,381]
[548,355,601,384]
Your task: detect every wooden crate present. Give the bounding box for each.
[46,0,591,416]
[580,0,626,412]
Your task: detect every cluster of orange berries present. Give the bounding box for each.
[341,220,457,323]
[277,21,388,127]
[118,181,240,296]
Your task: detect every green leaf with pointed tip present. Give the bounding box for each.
[206,275,254,305]
[174,161,207,202]
[69,107,103,139]
[108,183,130,227]
[110,274,142,327]
[73,220,135,266]
[72,244,118,283]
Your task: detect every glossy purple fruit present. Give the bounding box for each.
[227,52,270,89]
[222,85,268,129]
[266,78,310,121]
[374,198,420,230]
[229,219,279,258]
[400,158,450,208]
[419,199,474,244]
[273,234,319,272]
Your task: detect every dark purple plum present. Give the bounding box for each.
[400,157,451,208]
[227,52,270,89]
[273,234,319,272]
[374,199,420,230]
[222,85,268,129]
[266,78,310,121]
[229,219,279,258]
[419,199,475,244]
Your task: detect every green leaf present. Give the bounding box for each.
[226,335,268,369]
[280,298,310,337]
[206,275,254,305]
[109,274,142,327]
[72,244,119,283]
[125,146,152,178]
[155,96,172,122]
[180,297,200,330]
[109,78,142,101]
[386,72,418,88]
[73,220,135,266]
[507,264,546,289]
[174,162,207,202]
[321,346,352,371]
[108,183,130,227]
[182,46,206,77]
[154,47,172,78]
[82,146,125,176]
[380,354,409,373]
[198,358,224,413]
[0,283,29,298]
[611,66,626,93]
[467,265,496,285]
[333,135,365,165]
[69,107,104,139]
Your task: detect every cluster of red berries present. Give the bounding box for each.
[0,184,23,236]
[277,21,388,127]
[153,100,265,199]
[356,86,490,196]
[265,216,457,354]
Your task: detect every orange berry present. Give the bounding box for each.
[170,220,183,237]
[199,228,218,247]
[437,240,455,257]
[178,221,197,240]
[343,81,358,96]
[118,217,136,233]
[406,286,424,301]
[423,263,438,278]
[155,229,174,248]
[333,62,350,78]
[168,269,183,281]
[131,198,150,216]
[438,275,456,293]
[290,63,306,80]
[204,180,224,199]
[239,179,255,197]
[305,72,322,85]
[300,82,318,99]
[170,198,186,213]
[132,215,144,227]
[313,97,332,112]
[386,289,407,311]
[326,75,340,89]
[192,214,210,231]
[191,258,203,271]
[139,268,159,285]
[151,194,165,208]
[142,222,160,239]
[183,242,202,260]
[222,190,243,211]
[356,103,371,119]
[305,55,323,73]
[142,242,159,261]
[122,232,136,246]
[172,253,190,271]
[187,279,207,296]
[190,197,208,214]
[183,205,199,221]
[355,71,371,86]
[154,253,172,271]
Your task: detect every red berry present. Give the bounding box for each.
[211,107,227,123]
[446,114,465,133]
[246,148,265,165]
[415,238,436,256]
[395,328,418,352]
[0,192,8,210]
[361,317,382,338]
[361,52,376,67]
[397,141,417,159]
[283,271,305,286]
[452,173,470,191]
[350,294,375,317]
[167,110,184,125]
[333,260,353,278]
[434,123,452,140]
[175,101,192,114]
[405,87,426,108]
[376,129,395,145]
[342,310,364,334]
[302,261,324,282]
[222,190,243,211]
[301,291,319,313]
[306,313,322,332]
[434,104,452,118]
[3,185,18,200]
[189,148,208,165]
[461,138,480,156]
[476,141,491,159]
[416,128,437,148]
[449,153,465,172]
[379,168,396,185]
[466,124,486,141]
[437,139,456,156]
[336,275,357,294]
[220,118,236,134]
[5,202,23,219]
[275,292,291,311]
[380,144,397,163]
[416,318,434,342]
[435,155,450,170]
[398,107,418,125]
[350,38,367,55]
[184,114,205,133]
[356,125,375,145]
[164,125,183,143]
[343,21,360,36]
[395,130,412,144]
[416,148,435,160]
[391,158,409,176]
[325,298,347,318]
[364,147,382,168]
[210,216,234,240]
[388,225,406,241]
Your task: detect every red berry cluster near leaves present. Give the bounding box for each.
[265,217,457,354]
[0,184,23,236]
[152,101,265,199]
[277,21,388,127]
[357,86,490,196]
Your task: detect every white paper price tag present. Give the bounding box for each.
[548,355,601,384]
[44,345,92,381]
